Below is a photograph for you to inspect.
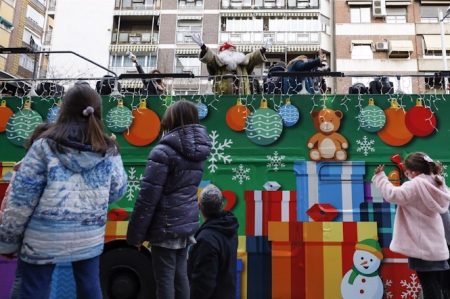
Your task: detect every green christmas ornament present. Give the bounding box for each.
[6,100,43,147]
[106,99,133,133]
[245,98,283,145]
[357,98,386,133]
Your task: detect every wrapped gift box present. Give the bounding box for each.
[363,181,386,203]
[360,202,396,248]
[0,162,15,203]
[268,221,378,299]
[379,249,420,298]
[244,190,296,236]
[246,236,272,299]
[294,161,366,222]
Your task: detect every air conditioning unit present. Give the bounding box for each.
[376,42,388,51]
[372,0,387,17]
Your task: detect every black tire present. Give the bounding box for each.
[100,246,156,299]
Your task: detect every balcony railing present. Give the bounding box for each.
[17,66,34,78]
[221,0,319,9]
[44,31,52,45]
[220,31,319,44]
[115,0,161,10]
[25,17,44,36]
[111,31,159,45]
[109,66,156,76]
[176,31,202,44]
[48,0,56,11]
[29,0,46,13]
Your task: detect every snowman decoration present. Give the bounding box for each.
[341,238,384,299]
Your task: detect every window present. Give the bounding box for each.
[386,8,406,23]
[350,7,371,23]
[111,54,157,67]
[351,45,373,59]
[175,55,201,76]
[177,21,202,43]
[19,54,35,71]
[3,0,15,7]
[179,0,203,8]
[421,5,450,23]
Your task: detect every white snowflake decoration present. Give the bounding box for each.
[208,130,233,173]
[442,164,448,178]
[267,151,286,171]
[384,279,393,299]
[232,164,251,185]
[356,136,376,156]
[126,167,144,201]
[400,273,421,299]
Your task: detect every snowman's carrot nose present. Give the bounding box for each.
[360,261,368,265]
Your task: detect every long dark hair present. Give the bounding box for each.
[40,84,119,156]
[404,152,443,186]
[160,100,199,134]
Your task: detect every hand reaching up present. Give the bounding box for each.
[264,37,274,51]
[191,33,204,47]
[374,165,385,175]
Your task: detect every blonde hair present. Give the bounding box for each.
[286,55,309,70]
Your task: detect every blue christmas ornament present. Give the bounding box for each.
[278,99,299,127]
[196,99,208,120]
[47,100,61,123]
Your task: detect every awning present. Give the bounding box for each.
[254,12,318,17]
[388,40,413,56]
[347,1,372,5]
[110,44,157,53]
[420,1,450,3]
[351,40,375,51]
[423,35,450,51]
[386,1,411,5]
[175,48,199,55]
[221,12,253,17]
[268,45,320,52]
[177,16,203,20]
[0,16,14,28]
[113,10,160,16]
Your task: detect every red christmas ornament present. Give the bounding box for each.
[124,99,160,146]
[405,98,437,137]
[377,99,413,147]
[0,100,13,132]
[226,98,250,131]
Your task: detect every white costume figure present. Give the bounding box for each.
[191,33,273,95]
[341,238,384,299]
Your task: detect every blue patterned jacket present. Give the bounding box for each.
[0,137,127,264]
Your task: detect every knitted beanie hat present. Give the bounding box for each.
[355,237,383,260]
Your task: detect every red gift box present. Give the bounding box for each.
[244,190,296,236]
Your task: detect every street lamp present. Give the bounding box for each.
[439,6,450,93]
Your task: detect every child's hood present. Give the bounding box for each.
[414,174,450,214]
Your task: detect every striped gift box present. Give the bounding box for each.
[294,161,366,222]
[363,181,387,203]
[268,221,378,299]
[244,190,297,237]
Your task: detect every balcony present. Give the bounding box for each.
[221,0,319,9]
[48,0,56,16]
[25,17,43,36]
[220,31,320,45]
[17,66,34,78]
[43,31,52,45]
[111,31,159,45]
[114,0,161,15]
[29,0,46,13]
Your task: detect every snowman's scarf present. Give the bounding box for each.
[348,266,378,285]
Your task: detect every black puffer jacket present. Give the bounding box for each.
[126,124,212,244]
[188,211,239,299]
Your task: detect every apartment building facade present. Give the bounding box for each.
[335,0,450,94]
[0,0,55,80]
